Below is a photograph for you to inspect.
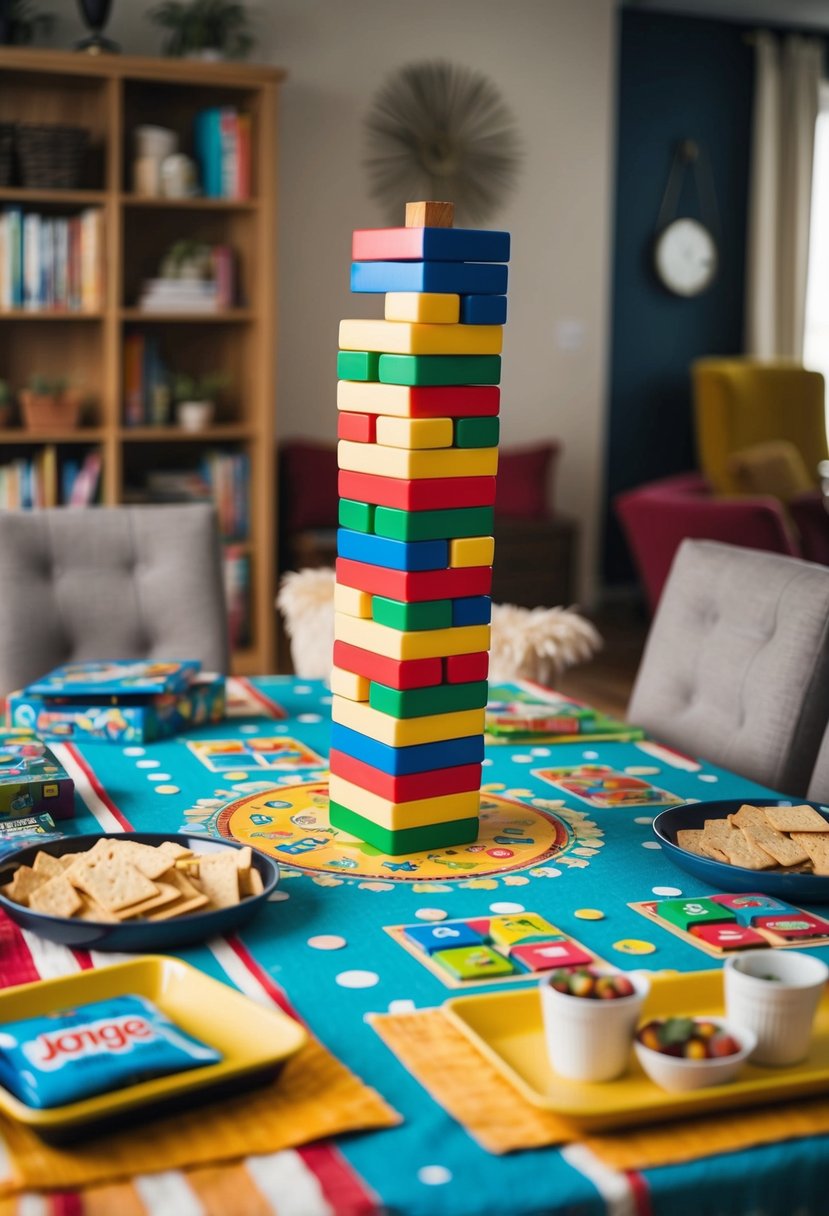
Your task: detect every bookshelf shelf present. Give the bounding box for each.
[0,48,281,675]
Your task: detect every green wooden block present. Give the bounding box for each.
[370,680,489,719]
[329,801,479,855]
[455,416,501,448]
[339,498,375,533]
[374,505,495,542]
[378,354,501,386]
[433,945,515,981]
[338,350,381,381]
[372,596,453,632]
[656,897,734,933]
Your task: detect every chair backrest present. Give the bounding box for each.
[628,540,829,796]
[692,359,828,495]
[0,505,229,695]
[808,722,829,803]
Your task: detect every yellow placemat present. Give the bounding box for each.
[0,1032,400,1196]
[370,1006,829,1169]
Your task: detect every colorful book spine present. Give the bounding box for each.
[194,107,251,200]
[330,201,509,854]
[0,207,102,313]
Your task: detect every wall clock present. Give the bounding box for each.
[654,217,718,297]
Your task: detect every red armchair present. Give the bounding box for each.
[615,472,828,613]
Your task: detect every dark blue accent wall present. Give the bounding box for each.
[604,10,754,584]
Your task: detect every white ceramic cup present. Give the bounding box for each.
[540,970,650,1083]
[176,400,214,432]
[134,124,178,160]
[724,950,828,1066]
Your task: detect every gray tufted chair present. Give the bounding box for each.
[628,540,829,797]
[808,723,829,803]
[0,505,229,696]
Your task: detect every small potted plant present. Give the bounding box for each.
[172,371,228,431]
[0,379,14,427]
[149,0,254,60]
[19,375,85,432]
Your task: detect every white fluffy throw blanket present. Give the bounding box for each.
[277,568,602,683]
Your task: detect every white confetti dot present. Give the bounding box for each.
[511,755,534,764]
[489,901,525,914]
[415,908,447,922]
[418,1166,452,1186]
[308,935,346,951]
[294,685,312,694]
[147,772,172,782]
[320,695,332,705]
[136,759,160,769]
[482,758,494,766]
[531,747,551,756]
[298,713,322,724]
[154,784,180,795]
[336,970,379,989]
[240,724,258,734]
[123,747,145,757]
[268,891,290,902]
[642,841,662,850]
[389,999,416,1014]
[652,886,682,897]
[698,774,719,783]
[634,816,653,825]
[582,750,599,760]
[274,725,289,733]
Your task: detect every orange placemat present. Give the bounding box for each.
[0,1032,399,1196]
[369,1006,829,1170]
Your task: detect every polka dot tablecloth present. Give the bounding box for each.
[32,675,813,1216]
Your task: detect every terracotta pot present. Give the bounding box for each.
[20,388,84,432]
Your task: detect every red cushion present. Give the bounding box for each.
[496,443,559,518]
[280,441,338,531]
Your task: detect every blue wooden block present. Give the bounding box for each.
[452,596,492,626]
[351,261,508,296]
[404,920,485,955]
[336,528,448,572]
[329,723,485,775]
[460,295,508,325]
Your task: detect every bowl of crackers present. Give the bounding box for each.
[0,833,279,949]
[653,800,829,901]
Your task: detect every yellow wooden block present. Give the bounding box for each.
[450,536,496,568]
[331,695,486,747]
[338,381,415,417]
[333,583,373,619]
[328,774,480,830]
[334,613,490,660]
[374,416,453,450]
[338,319,502,356]
[329,667,370,702]
[338,440,498,481]
[385,293,460,324]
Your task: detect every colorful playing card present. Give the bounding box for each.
[533,764,683,808]
[188,737,324,773]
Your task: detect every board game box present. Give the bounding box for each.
[0,732,74,820]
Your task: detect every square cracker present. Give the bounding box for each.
[69,857,158,911]
[703,819,776,870]
[731,807,810,867]
[197,853,240,909]
[677,829,722,860]
[8,864,48,905]
[148,892,209,920]
[766,805,829,833]
[116,881,183,920]
[29,874,82,918]
[97,840,174,881]
[791,832,829,875]
[33,851,65,878]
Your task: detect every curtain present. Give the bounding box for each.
[745,32,823,358]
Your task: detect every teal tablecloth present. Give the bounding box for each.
[18,676,829,1216]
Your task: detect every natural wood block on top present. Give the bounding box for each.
[406,201,454,228]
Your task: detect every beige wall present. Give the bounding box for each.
[59,0,617,604]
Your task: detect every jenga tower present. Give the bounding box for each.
[329,200,509,854]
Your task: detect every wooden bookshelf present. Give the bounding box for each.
[0,48,284,674]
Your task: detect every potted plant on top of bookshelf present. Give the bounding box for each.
[20,376,85,433]
[173,371,229,431]
[149,0,254,60]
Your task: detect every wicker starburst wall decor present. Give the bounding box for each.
[365,60,521,224]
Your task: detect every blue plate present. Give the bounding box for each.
[0,832,279,950]
[653,800,829,902]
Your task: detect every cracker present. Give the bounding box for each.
[98,839,174,881]
[32,851,65,877]
[158,840,193,861]
[735,817,811,868]
[791,832,829,875]
[676,829,713,858]
[164,867,202,899]
[9,864,48,905]
[239,867,264,897]
[197,853,240,909]
[233,846,253,874]
[147,892,209,920]
[77,893,119,923]
[703,819,776,870]
[116,881,184,920]
[765,805,829,834]
[29,874,82,918]
[69,857,158,911]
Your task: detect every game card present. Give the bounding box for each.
[532,764,683,808]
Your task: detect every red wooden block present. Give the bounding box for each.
[399,386,500,417]
[689,923,768,950]
[333,640,442,690]
[339,470,497,511]
[445,652,490,684]
[336,558,492,603]
[329,750,482,801]
[337,412,377,442]
[511,941,594,972]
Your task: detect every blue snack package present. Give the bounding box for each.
[0,995,221,1108]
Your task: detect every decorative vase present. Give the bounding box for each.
[75,0,119,54]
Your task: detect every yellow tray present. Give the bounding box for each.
[0,955,307,1142]
[445,969,829,1131]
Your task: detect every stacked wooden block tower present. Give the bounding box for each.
[328,200,509,855]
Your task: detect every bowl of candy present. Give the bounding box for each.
[541,966,650,1083]
[634,1016,756,1092]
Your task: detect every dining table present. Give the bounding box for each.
[1,673,826,1216]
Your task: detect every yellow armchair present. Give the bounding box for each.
[692,359,828,495]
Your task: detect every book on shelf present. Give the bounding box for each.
[0,448,100,508]
[223,543,250,649]
[123,333,172,426]
[137,248,236,313]
[194,108,251,200]
[0,208,104,313]
[135,450,249,541]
